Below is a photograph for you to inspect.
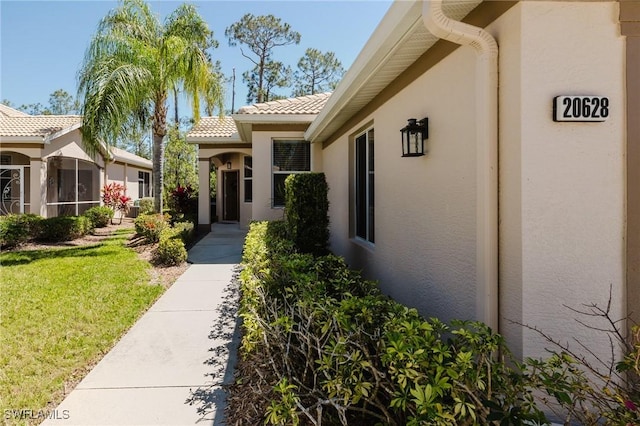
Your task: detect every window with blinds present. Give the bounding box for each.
[272,140,311,207]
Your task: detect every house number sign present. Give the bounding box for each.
[553,95,609,122]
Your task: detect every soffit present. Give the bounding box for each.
[306,0,482,143]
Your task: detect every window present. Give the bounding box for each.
[272,140,310,207]
[355,129,374,243]
[46,157,100,216]
[138,171,150,198]
[244,156,253,202]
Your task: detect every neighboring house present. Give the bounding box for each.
[188,0,639,362]
[0,104,152,217]
[187,93,329,225]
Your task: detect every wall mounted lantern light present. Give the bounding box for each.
[226,161,232,170]
[400,118,428,157]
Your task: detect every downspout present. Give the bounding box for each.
[422,0,499,331]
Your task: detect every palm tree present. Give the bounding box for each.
[78,0,223,212]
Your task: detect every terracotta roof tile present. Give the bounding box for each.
[237,92,331,115]
[0,115,82,138]
[187,116,238,138]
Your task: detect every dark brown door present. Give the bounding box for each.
[223,170,239,221]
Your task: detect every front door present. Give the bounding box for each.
[0,167,24,215]
[222,170,239,222]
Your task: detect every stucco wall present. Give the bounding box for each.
[497,1,626,360]
[324,0,626,361]
[106,163,126,188]
[251,130,317,223]
[42,130,104,168]
[197,146,252,227]
[325,46,479,324]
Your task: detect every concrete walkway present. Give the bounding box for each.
[44,223,246,426]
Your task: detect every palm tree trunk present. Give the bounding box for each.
[152,94,168,213]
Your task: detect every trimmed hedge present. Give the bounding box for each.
[0,214,43,248]
[38,216,92,242]
[284,172,329,255]
[240,221,549,425]
[84,206,114,228]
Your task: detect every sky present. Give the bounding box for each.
[0,0,393,116]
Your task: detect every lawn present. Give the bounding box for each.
[0,230,165,423]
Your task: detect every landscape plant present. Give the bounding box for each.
[139,197,155,215]
[101,183,131,224]
[78,0,224,213]
[237,220,549,425]
[169,185,197,219]
[520,297,640,425]
[284,172,329,255]
[38,216,92,242]
[0,213,42,248]
[84,205,114,228]
[153,228,188,266]
[134,213,169,244]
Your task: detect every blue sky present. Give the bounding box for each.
[0,0,393,115]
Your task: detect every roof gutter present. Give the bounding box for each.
[423,0,499,331]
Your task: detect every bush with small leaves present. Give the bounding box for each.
[134,213,169,243]
[38,216,91,242]
[239,220,550,426]
[153,235,187,266]
[84,206,114,228]
[0,214,43,248]
[172,221,195,244]
[139,197,155,215]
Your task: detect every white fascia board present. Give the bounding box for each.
[111,155,152,169]
[305,0,421,142]
[0,136,46,143]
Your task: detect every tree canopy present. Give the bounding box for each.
[226,14,300,103]
[293,48,345,97]
[77,0,223,212]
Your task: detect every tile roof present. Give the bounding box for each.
[0,104,29,117]
[187,116,238,139]
[237,92,331,115]
[0,115,82,138]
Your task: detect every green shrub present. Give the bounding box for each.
[84,206,114,228]
[284,173,329,255]
[153,237,187,266]
[0,214,43,248]
[134,213,169,243]
[172,221,195,244]
[38,216,91,242]
[239,220,549,425]
[139,197,155,215]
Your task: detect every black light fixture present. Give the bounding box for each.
[401,118,428,157]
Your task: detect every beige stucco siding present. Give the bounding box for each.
[325,46,479,324]
[497,1,626,360]
[324,0,626,361]
[42,130,104,168]
[251,130,318,223]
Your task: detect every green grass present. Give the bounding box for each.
[0,230,164,422]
